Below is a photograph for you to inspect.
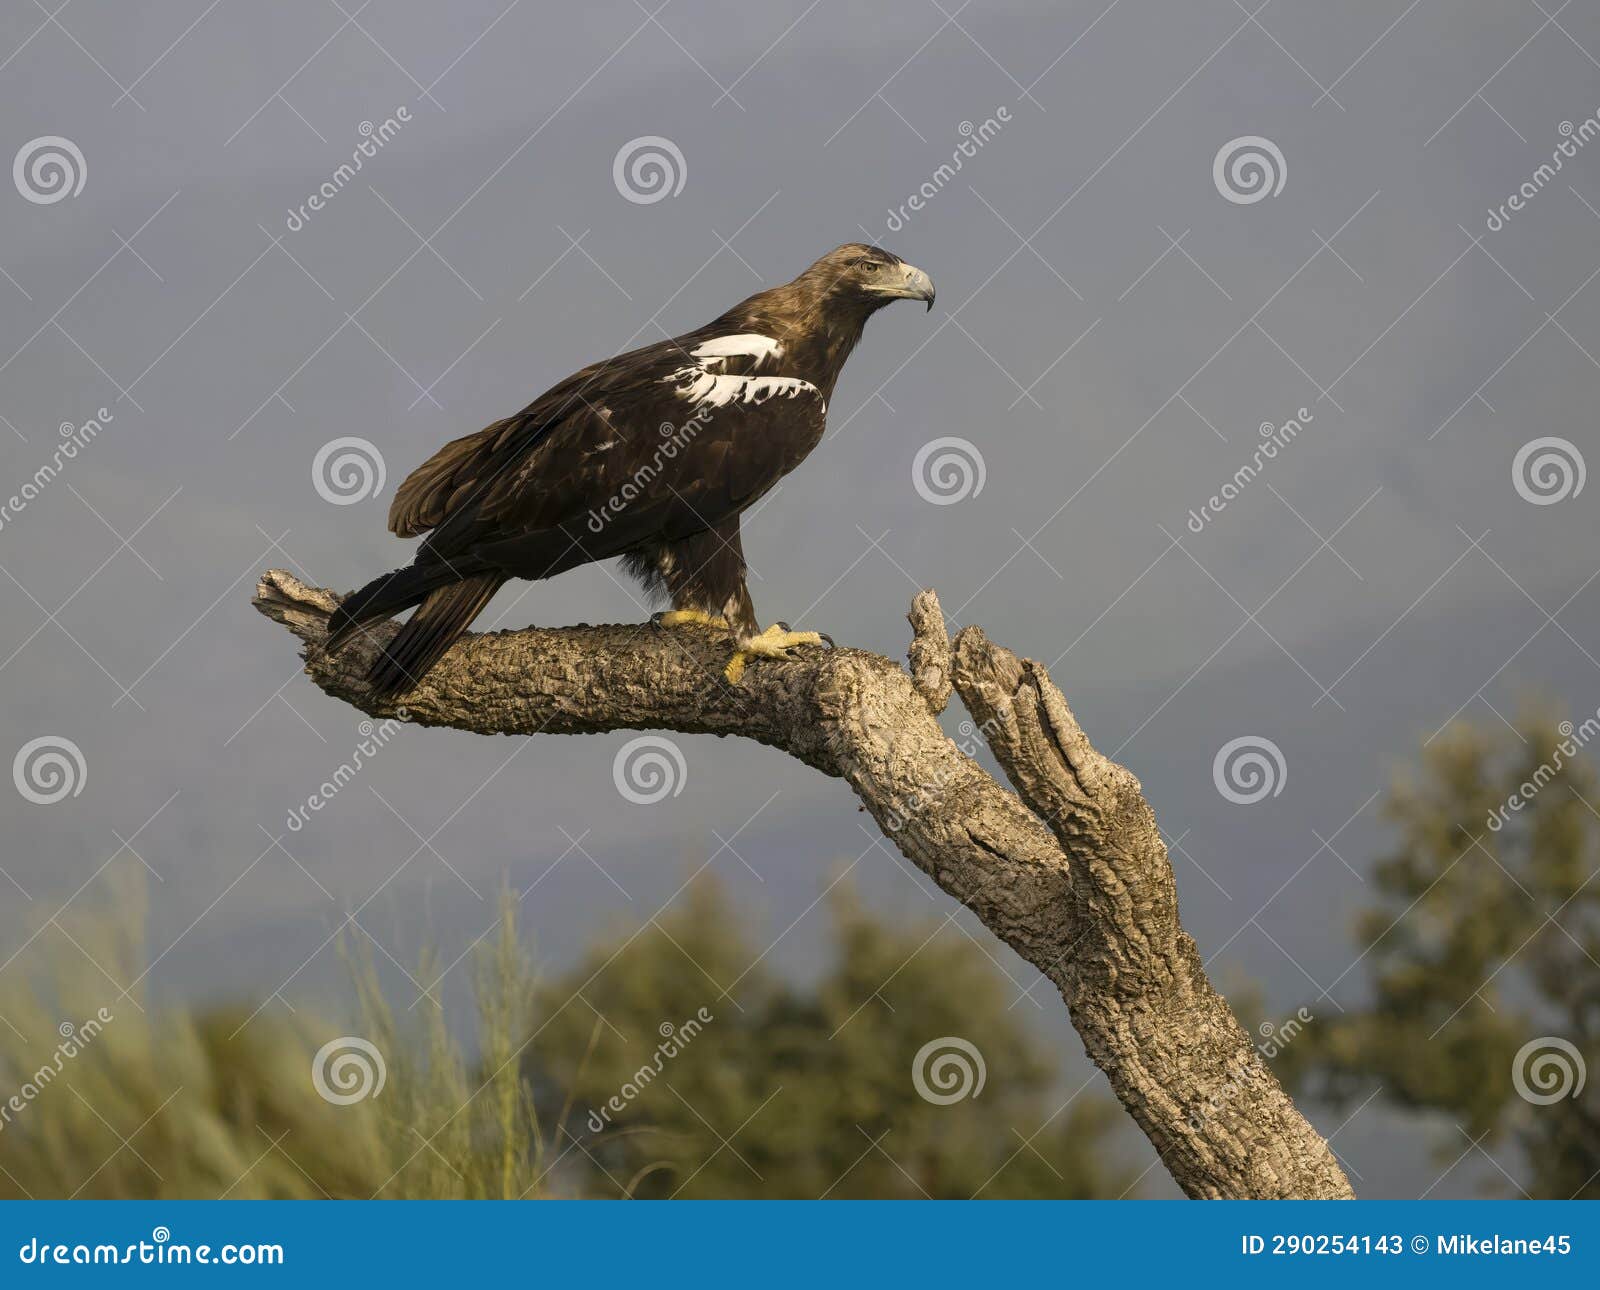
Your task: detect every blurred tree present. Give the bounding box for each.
[1282,711,1600,1197]
[527,876,1130,1198]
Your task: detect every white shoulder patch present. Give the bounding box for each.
[664,369,821,409]
[663,333,823,411]
[691,334,783,367]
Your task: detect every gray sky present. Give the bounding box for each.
[2,0,1598,1198]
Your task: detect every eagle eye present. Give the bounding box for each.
[856,258,883,272]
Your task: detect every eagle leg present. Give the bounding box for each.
[652,609,731,630]
[724,625,827,684]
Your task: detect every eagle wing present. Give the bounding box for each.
[386,416,522,539]
[387,330,826,573]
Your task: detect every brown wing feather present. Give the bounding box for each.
[387,419,513,538]
[384,345,668,542]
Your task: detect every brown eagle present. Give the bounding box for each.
[325,244,935,695]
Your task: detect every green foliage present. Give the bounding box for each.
[0,870,1128,1199]
[1282,710,1600,1197]
[528,878,1130,1198]
[0,875,545,1199]
[340,883,547,1198]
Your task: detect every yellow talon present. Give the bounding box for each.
[723,625,824,684]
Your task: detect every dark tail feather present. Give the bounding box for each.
[364,573,504,698]
[325,563,461,654]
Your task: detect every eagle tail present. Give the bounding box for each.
[325,562,459,655]
[363,573,505,699]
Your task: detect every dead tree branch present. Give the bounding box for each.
[252,569,1353,1199]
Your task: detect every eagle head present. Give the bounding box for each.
[803,244,936,313]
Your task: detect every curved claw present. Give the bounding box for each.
[723,624,830,684]
[772,621,831,646]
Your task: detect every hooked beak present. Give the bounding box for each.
[867,262,936,311]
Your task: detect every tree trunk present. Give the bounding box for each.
[252,569,1354,1199]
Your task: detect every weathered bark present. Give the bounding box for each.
[252,569,1354,1199]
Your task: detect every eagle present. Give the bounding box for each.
[324,244,935,696]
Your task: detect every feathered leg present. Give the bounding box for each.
[643,519,826,682]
